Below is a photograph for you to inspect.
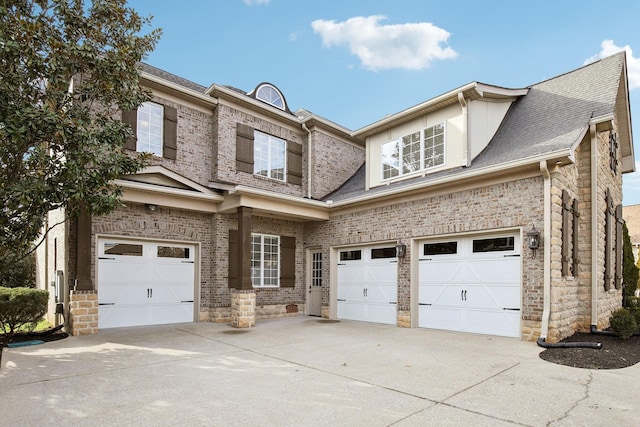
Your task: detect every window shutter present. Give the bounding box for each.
[236,123,255,173]
[280,236,295,287]
[228,230,240,288]
[121,109,137,151]
[615,204,623,290]
[163,105,178,160]
[287,141,303,185]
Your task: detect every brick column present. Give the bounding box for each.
[231,290,256,328]
[68,290,98,335]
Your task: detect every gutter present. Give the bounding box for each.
[302,122,313,199]
[457,92,470,167]
[330,149,574,208]
[590,123,599,328]
[539,160,552,341]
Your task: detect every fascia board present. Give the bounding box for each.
[115,179,224,202]
[329,150,573,208]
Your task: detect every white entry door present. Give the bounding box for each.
[337,245,397,325]
[308,250,323,316]
[418,234,521,337]
[98,239,196,329]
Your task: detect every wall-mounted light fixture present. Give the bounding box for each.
[526,226,541,258]
[145,204,157,212]
[396,241,407,259]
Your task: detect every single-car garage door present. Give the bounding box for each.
[418,233,521,337]
[98,238,196,329]
[337,245,397,325]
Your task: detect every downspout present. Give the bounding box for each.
[457,92,470,167]
[537,159,602,349]
[302,122,312,199]
[590,123,599,329]
[539,160,552,341]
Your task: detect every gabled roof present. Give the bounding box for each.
[327,52,633,203]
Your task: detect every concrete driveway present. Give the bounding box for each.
[1,316,639,426]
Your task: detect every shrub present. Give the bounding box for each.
[0,287,49,336]
[609,307,638,339]
[622,223,639,307]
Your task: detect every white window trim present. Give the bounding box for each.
[256,84,285,110]
[254,130,287,182]
[137,101,163,157]
[381,122,446,181]
[251,233,280,288]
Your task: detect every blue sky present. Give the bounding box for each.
[127,0,640,205]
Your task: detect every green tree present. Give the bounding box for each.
[622,222,639,306]
[0,0,161,274]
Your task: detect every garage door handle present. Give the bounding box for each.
[182,261,194,264]
[503,307,520,311]
[419,303,432,306]
[99,303,115,306]
[337,299,346,302]
[503,254,520,257]
[99,257,115,260]
[181,300,194,303]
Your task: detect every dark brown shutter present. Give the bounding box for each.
[572,198,580,276]
[280,236,295,287]
[228,230,239,288]
[604,189,613,291]
[121,109,137,151]
[561,190,570,276]
[163,105,178,160]
[287,141,303,185]
[615,204,623,290]
[236,123,254,173]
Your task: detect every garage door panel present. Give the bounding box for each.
[366,284,396,304]
[419,306,463,331]
[465,309,520,337]
[337,301,366,321]
[467,258,520,283]
[337,284,365,302]
[419,261,465,284]
[367,303,397,325]
[418,233,521,338]
[98,238,196,329]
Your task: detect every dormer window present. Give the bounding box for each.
[255,84,285,110]
[382,122,445,180]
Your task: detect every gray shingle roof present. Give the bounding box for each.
[326,53,625,202]
[139,63,208,93]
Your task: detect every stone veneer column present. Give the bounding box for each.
[68,290,98,336]
[231,290,256,328]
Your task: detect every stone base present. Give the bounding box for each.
[397,311,411,328]
[230,290,256,328]
[68,290,98,336]
[321,306,330,319]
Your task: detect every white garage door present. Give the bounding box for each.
[418,234,521,337]
[337,245,397,325]
[98,238,196,329]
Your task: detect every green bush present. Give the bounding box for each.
[0,287,49,336]
[609,307,638,339]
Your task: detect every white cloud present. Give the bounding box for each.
[585,40,640,90]
[311,15,457,71]
[243,0,270,5]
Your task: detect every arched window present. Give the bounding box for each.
[255,84,285,110]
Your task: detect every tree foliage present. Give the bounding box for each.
[622,222,639,306]
[0,287,48,336]
[0,0,161,269]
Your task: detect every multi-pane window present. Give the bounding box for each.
[312,252,322,287]
[381,122,445,180]
[254,131,286,181]
[251,233,280,288]
[137,102,163,156]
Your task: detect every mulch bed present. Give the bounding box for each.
[539,332,640,369]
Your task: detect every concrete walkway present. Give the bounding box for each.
[1,316,638,426]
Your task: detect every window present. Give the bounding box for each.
[137,102,164,156]
[104,242,142,256]
[381,122,445,180]
[424,242,458,256]
[255,84,285,110]
[473,237,515,253]
[254,131,286,181]
[312,252,322,287]
[157,246,190,259]
[371,247,397,259]
[251,233,280,288]
[340,250,362,261]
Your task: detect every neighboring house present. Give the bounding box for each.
[36,52,634,343]
[623,204,640,262]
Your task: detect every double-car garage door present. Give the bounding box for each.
[98,238,196,329]
[336,233,521,337]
